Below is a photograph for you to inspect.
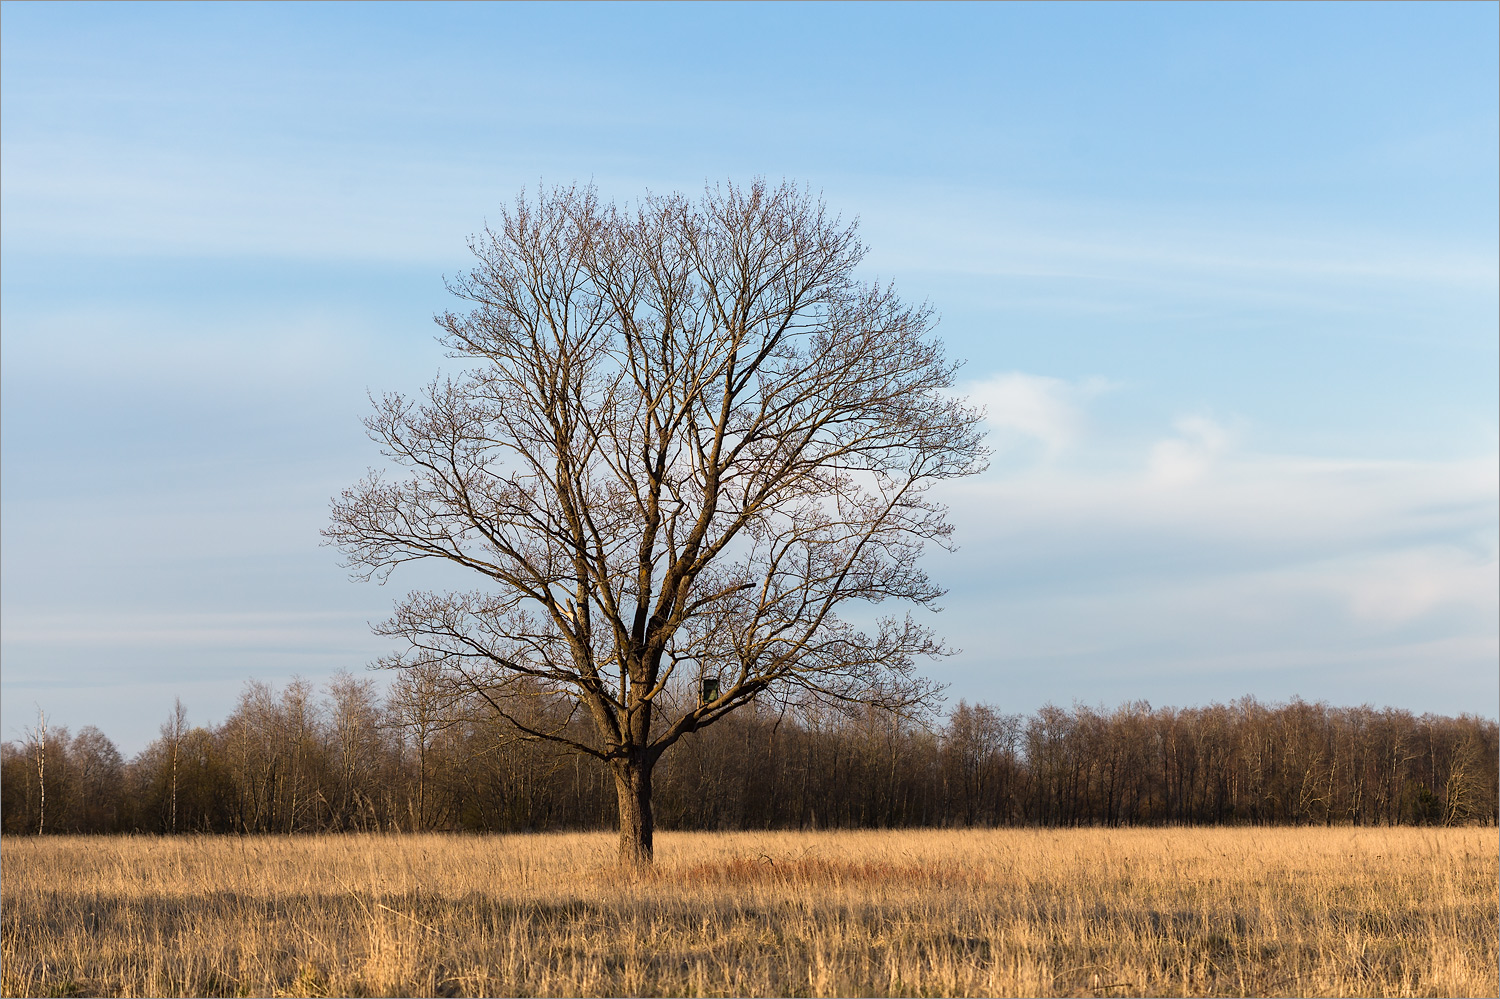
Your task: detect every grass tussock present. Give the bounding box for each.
[1,827,1495,998]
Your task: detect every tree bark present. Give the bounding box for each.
[613,755,655,869]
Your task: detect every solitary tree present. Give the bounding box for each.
[327,181,987,867]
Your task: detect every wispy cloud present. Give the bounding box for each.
[960,372,1111,456]
[1338,546,1499,626]
[862,184,1500,294]
[924,371,1496,711]
[1147,416,1233,487]
[934,434,1496,708]
[0,610,373,651]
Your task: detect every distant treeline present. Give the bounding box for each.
[3,675,1496,834]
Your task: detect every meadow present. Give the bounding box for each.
[2,828,1495,998]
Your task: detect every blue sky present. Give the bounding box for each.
[3,1,1495,752]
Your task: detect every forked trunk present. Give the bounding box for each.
[613,756,654,869]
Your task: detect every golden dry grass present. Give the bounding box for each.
[1,827,1495,997]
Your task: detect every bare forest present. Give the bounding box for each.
[4,678,1494,837]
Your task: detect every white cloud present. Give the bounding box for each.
[950,451,1496,571]
[1339,546,1499,625]
[1147,415,1233,486]
[0,610,374,651]
[860,183,1499,296]
[960,372,1109,456]
[935,445,1497,708]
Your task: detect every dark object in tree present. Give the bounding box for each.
[325,181,987,867]
[700,679,720,706]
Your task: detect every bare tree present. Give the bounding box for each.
[327,181,987,867]
[388,663,461,831]
[162,699,188,834]
[69,727,125,832]
[326,671,383,829]
[26,707,47,836]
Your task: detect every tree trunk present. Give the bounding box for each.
[613,756,655,869]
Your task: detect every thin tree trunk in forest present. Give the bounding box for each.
[418,737,427,832]
[166,699,187,834]
[34,709,47,836]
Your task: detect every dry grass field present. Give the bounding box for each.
[1,828,1495,998]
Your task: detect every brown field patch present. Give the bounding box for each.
[661,855,978,889]
[2,827,1495,997]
